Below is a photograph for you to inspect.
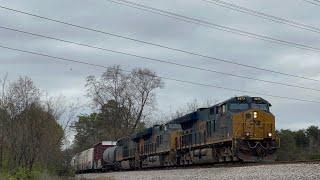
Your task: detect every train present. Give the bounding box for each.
[71,96,279,172]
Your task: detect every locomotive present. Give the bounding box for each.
[72,96,279,172]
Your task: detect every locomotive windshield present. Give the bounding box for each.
[229,103,249,111]
[167,123,182,129]
[229,102,269,112]
[251,103,269,112]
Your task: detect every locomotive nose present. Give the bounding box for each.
[233,109,275,140]
[233,109,278,162]
[245,110,271,139]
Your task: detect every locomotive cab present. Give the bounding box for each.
[230,97,278,162]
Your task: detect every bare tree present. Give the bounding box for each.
[85,65,163,135]
[43,95,80,145]
[0,76,64,174]
[4,77,42,171]
[129,68,163,133]
[6,76,40,119]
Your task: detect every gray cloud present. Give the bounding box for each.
[0,0,319,130]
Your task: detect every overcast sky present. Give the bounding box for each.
[0,0,319,130]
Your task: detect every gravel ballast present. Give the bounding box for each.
[76,163,320,180]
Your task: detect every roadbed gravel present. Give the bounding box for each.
[76,163,320,180]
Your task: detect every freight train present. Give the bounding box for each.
[71,96,279,172]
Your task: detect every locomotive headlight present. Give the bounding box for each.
[245,132,250,137]
[253,112,258,119]
[268,132,272,137]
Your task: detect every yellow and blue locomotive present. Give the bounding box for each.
[175,96,278,164]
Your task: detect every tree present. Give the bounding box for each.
[306,126,319,146]
[276,126,320,161]
[0,76,65,177]
[294,130,309,148]
[276,129,297,161]
[3,76,42,171]
[12,103,64,171]
[85,65,163,134]
[0,108,9,169]
[73,100,146,152]
[73,113,100,151]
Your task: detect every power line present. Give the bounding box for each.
[2,25,320,92]
[107,0,320,53]
[201,0,320,34]
[0,44,319,104]
[0,5,318,82]
[302,0,320,6]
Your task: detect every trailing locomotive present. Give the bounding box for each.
[73,96,279,171]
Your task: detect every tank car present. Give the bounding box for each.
[102,146,117,170]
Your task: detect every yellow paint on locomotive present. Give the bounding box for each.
[170,130,182,150]
[139,138,144,154]
[232,109,276,140]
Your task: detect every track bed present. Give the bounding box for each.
[76,161,320,180]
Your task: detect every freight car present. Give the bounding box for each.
[75,96,279,171]
[102,146,118,170]
[71,141,116,173]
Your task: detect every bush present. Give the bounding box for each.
[0,168,68,180]
[309,154,320,160]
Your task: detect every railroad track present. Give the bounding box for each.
[140,159,320,171]
[80,159,320,174]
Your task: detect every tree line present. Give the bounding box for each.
[277,126,320,161]
[0,75,67,179]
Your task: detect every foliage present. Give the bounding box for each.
[276,126,320,161]
[0,76,67,178]
[0,167,69,180]
[72,100,146,152]
[85,65,163,134]
[73,66,162,151]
